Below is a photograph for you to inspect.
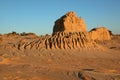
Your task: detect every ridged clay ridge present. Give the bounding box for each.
[17,32,96,50]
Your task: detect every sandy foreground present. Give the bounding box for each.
[0,35,120,80]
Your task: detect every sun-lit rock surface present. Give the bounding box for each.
[53,11,87,33]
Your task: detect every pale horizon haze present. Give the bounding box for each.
[0,0,120,35]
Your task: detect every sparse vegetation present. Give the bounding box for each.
[90,28,96,32]
[108,30,113,35]
[5,31,37,37]
[7,31,19,36]
[0,37,2,41]
[20,32,36,36]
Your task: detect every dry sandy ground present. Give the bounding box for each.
[0,35,120,80]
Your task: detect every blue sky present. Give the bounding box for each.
[0,0,120,35]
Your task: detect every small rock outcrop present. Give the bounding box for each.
[89,27,111,41]
[53,12,87,33]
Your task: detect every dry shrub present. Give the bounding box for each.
[20,32,36,36]
[7,31,19,37]
[108,30,113,35]
[0,37,2,41]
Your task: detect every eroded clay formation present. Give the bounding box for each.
[0,11,111,51]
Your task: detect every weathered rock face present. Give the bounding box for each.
[89,27,111,41]
[53,12,87,33]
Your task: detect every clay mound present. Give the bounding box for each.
[89,27,111,41]
[53,11,87,33]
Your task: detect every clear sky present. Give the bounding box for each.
[0,0,120,35]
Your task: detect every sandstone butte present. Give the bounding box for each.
[53,11,87,33]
